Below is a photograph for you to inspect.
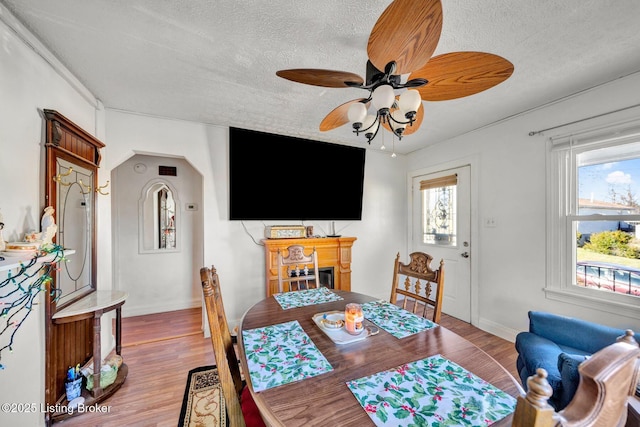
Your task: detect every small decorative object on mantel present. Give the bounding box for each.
[1,208,44,258]
[3,241,40,254]
[40,206,57,246]
[265,225,307,239]
[24,231,41,243]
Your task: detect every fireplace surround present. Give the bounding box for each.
[262,236,356,297]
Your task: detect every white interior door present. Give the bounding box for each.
[411,165,471,322]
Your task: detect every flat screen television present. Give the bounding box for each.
[229,127,366,220]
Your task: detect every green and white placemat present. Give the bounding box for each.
[347,354,517,426]
[362,300,437,338]
[273,287,343,310]
[243,320,333,392]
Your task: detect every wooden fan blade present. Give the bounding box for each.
[410,52,514,101]
[367,0,443,75]
[276,69,364,88]
[381,102,424,135]
[320,99,369,132]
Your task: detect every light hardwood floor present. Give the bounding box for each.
[57,307,521,427]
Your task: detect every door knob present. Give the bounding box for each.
[461,252,470,258]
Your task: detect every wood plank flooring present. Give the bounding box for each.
[56,308,521,427]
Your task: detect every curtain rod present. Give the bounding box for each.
[528,103,640,136]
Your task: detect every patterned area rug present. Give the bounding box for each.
[179,365,227,427]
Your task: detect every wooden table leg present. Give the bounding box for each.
[115,306,122,356]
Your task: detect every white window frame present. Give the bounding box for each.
[546,118,640,318]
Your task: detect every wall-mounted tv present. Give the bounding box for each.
[229,127,366,221]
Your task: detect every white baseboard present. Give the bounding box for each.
[477,317,520,343]
[122,299,201,317]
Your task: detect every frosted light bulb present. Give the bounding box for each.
[362,114,377,131]
[398,89,421,115]
[391,110,407,131]
[347,102,367,124]
[372,85,395,110]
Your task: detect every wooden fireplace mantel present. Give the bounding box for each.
[263,236,356,297]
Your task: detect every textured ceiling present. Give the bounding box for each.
[3,0,640,154]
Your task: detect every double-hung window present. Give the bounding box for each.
[546,119,640,317]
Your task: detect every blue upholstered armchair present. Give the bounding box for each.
[515,311,637,411]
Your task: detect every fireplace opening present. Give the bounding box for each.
[318,267,334,289]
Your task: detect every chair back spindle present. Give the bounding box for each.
[277,245,320,293]
[390,252,445,323]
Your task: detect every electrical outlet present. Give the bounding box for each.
[484,217,497,228]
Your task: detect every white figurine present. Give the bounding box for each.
[0,209,5,251]
[40,206,57,246]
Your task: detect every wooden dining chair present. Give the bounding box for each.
[390,252,445,323]
[277,245,320,293]
[512,330,640,427]
[200,266,266,427]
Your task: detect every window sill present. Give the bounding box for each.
[544,287,640,319]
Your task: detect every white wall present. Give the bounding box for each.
[407,71,640,340]
[104,110,408,327]
[12,1,640,422]
[112,154,204,316]
[0,10,99,427]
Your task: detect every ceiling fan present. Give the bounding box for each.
[276,0,514,144]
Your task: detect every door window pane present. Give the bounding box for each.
[421,180,457,246]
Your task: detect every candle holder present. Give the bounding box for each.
[344,303,364,335]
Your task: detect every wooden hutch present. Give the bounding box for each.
[43,110,127,424]
[263,236,356,297]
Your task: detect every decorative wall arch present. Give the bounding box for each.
[138,178,181,253]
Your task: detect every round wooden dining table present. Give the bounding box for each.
[238,290,524,426]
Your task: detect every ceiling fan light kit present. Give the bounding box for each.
[348,82,423,143]
[276,0,514,152]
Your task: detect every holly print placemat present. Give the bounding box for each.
[273,287,343,310]
[242,320,333,392]
[347,354,517,426]
[361,300,437,338]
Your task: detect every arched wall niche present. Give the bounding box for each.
[138,178,181,253]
